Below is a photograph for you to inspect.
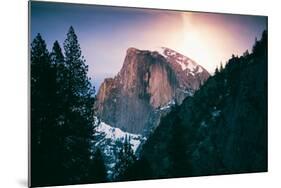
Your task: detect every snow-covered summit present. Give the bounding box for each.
[154,47,205,76]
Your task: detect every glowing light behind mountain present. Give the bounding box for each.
[31,2,267,89]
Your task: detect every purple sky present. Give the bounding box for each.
[30,1,267,90]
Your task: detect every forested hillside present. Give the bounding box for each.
[123,30,268,180]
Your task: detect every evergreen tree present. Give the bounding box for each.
[31,27,97,186]
[243,50,250,57]
[88,149,107,183]
[47,40,69,184]
[51,40,64,65]
[252,30,267,58]
[63,26,95,96]
[51,40,66,85]
[214,66,219,75]
[62,26,96,183]
[31,33,58,186]
[114,135,137,180]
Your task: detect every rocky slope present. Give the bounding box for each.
[95,47,209,134]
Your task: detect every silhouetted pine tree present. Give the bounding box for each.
[61,26,96,183]
[114,135,136,181]
[214,66,219,75]
[31,33,58,186]
[51,40,66,83]
[45,40,69,184]
[252,30,267,58]
[31,27,97,186]
[88,149,107,183]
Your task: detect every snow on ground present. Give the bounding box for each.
[152,47,167,58]
[211,107,221,118]
[94,121,144,152]
[93,119,147,179]
[187,60,197,71]
[197,66,203,73]
[212,110,221,117]
[159,100,176,111]
[200,121,208,128]
[177,59,189,70]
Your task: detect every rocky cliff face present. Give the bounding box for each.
[95,47,210,134]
